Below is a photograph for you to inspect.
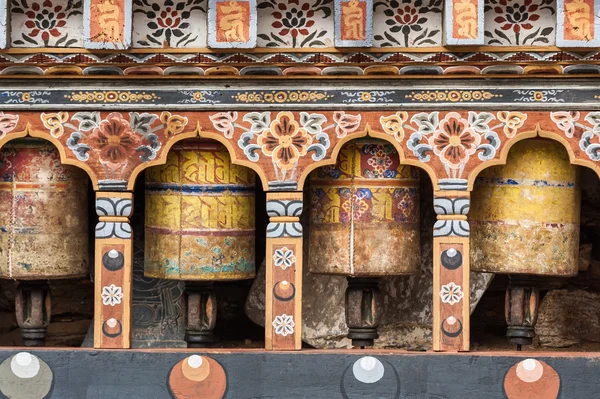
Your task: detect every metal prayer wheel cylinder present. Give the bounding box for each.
[0,139,89,346]
[470,139,580,346]
[144,140,256,347]
[308,139,420,346]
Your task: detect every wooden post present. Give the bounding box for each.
[0,0,9,49]
[94,192,133,349]
[432,192,470,351]
[334,0,373,47]
[557,0,600,47]
[265,192,303,351]
[444,0,484,45]
[208,0,257,48]
[84,0,132,49]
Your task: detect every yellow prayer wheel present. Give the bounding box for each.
[470,138,580,347]
[0,139,89,346]
[308,139,420,346]
[0,140,89,280]
[470,139,580,276]
[308,139,420,276]
[144,140,256,346]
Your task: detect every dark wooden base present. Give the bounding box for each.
[345,277,381,347]
[15,280,51,347]
[505,275,540,348]
[184,281,216,348]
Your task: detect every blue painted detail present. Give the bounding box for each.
[475,177,576,188]
[145,183,254,193]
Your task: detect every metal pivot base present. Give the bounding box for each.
[345,277,382,348]
[505,275,540,349]
[15,280,51,347]
[184,281,217,348]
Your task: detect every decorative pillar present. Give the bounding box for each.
[444,0,484,45]
[94,192,133,349]
[0,0,8,49]
[265,192,303,351]
[84,0,132,49]
[334,0,373,47]
[557,0,600,47]
[208,0,257,48]
[432,192,470,351]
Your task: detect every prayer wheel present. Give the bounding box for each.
[308,139,420,346]
[470,139,580,348]
[0,139,89,346]
[145,140,256,347]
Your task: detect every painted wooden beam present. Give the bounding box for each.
[0,349,590,398]
[84,0,132,49]
[94,192,133,349]
[557,0,600,47]
[444,0,484,45]
[334,0,373,47]
[207,0,257,48]
[265,192,303,350]
[432,192,470,351]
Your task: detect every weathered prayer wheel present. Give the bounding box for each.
[309,139,420,346]
[145,140,256,347]
[0,139,89,346]
[470,139,580,347]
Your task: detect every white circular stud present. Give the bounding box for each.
[188,355,203,369]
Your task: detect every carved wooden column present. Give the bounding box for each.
[505,275,540,349]
[432,191,470,351]
[94,192,133,349]
[265,192,303,351]
[184,282,217,347]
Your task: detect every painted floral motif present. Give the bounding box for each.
[341,189,371,222]
[272,314,295,336]
[42,111,188,180]
[430,113,482,171]
[102,284,124,306]
[273,247,296,269]
[233,111,330,182]
[257,0,333,47]
[41,112,69,138]
[373,0,442,47]
[0,114,20,139]
[160,112,189,137]
[401,111,503,179]
[552,112,600,161]
[11,0,83,47]
[133,0,207,47]
[210,112,239,139]
[332,112,361,138]
[257,112,314,171]
[88,113,142,170]
[380,112,409,142]
[362,143,398,178]
[485,0,555,45]
[550,111,580,138]
[497,111,527,138]
[440,282,463,305]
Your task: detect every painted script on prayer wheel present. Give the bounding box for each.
[144,140,256,281]
[0,140,89,280]
[308,139,420,277]
[470,139,580,276]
